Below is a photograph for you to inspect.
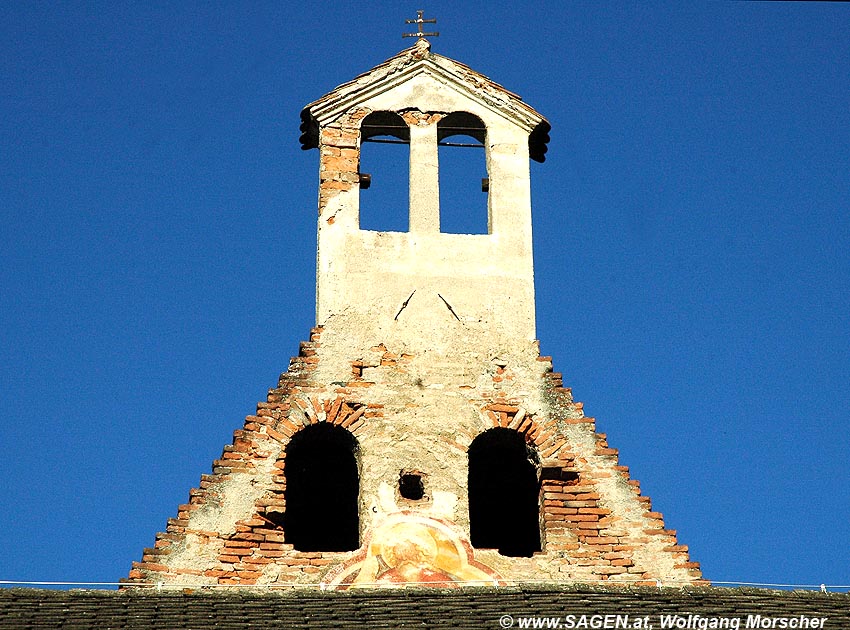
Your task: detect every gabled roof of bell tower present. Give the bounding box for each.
[299,39,551,161]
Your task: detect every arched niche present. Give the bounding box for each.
[468,427,541,557]
[283,423,360,552]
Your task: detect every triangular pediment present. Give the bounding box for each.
[300,40,550,161]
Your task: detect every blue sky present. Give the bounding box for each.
[1,2,848,590]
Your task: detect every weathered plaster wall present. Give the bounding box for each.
[127,42,702,590]
[127,327,703,588]
[314,72,536,341]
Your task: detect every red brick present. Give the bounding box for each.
[260,542,286,550]
[242,556,272,565]
[563,514,599,522]
[134,562,169,572]
[223,540,256,548]
[582,536,619,545]
[485,404,519,413]
[218,555,241,563]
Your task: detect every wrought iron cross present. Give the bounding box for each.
[403,10,439,40]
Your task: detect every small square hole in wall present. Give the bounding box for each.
[541,468,579,484]
[399,472,425,501]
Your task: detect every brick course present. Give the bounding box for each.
[127,327,703,588]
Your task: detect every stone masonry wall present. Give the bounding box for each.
[126,327,704,588]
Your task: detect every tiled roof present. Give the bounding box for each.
[2,585,848,629]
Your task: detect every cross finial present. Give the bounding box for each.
[403,10,439,41]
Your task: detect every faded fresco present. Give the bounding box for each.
[321,512,502,589]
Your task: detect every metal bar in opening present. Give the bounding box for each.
[361,139,484,148]
[438,141,484,148]
[362,138,409,145]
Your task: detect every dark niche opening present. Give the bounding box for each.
[468,427,541,557]
[399,471,425,501]
[283,423,360,552]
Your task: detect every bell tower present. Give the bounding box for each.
[302,37,549,349]
[128,34,704,590]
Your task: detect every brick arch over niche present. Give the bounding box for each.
[254,394,369,546]
[277,423,360,552]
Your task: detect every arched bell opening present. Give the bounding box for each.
[358,111,410,232]
[437,112,489,235]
